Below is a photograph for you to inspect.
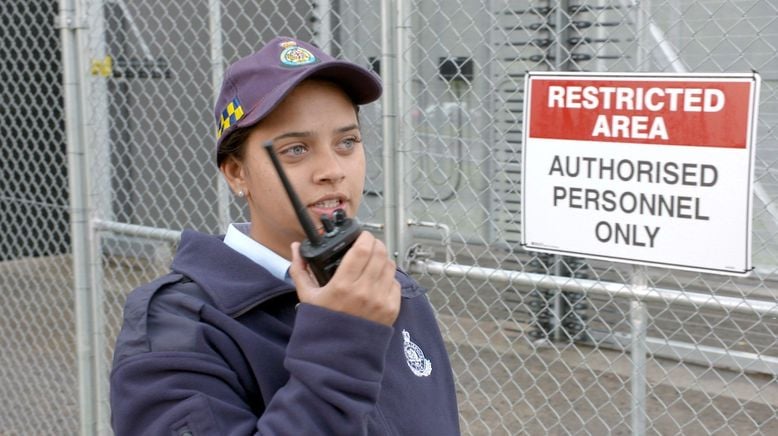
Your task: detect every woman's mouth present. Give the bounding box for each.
[312,199,342,209]
[307,197,349,233]
[309,197,348,220]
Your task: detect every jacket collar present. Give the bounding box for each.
[171,229,427,317]
[171,229,293,317]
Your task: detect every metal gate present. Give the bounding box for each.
[2,0,778,434]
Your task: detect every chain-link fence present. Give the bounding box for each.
[0,0,77,433]
[3,0,778,434]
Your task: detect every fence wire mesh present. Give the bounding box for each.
[0,1,77,434]
[2,0,778,434]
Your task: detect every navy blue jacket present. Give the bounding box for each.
[110,229,460,435]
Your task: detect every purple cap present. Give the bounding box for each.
[214,37,382,159]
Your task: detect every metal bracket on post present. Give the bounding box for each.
[55,10,87,30]
[406,220,454,264]
[406,243,435,267]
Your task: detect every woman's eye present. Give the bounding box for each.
[338,136,360,151]
[281,144,307,157]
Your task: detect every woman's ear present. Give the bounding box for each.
[220,155,248,197]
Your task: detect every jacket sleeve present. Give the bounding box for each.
[110,298,394,435]
[260,304,395,434]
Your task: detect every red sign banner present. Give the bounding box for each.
[529,78,752,148]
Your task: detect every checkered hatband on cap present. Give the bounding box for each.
[216,97,245,139]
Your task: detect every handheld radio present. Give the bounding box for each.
[264,141,362,285]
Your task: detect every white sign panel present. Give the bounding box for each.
[521,72,760,275]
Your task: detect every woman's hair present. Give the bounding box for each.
[216,125,254,168]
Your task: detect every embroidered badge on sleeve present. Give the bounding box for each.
[402,330,432,377]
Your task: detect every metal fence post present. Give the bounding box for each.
[631,266,649,436]
[553,0,571,72]
[209,0,231,232]
[395,0,413,266]
[79,0,111,432]
[381,0,399,259]
[59,0,97,433]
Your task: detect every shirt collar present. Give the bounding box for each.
[223,223,291,283]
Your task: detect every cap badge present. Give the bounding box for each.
[279,41,318,67]
[402,330,432,377]
[216,97,244,139]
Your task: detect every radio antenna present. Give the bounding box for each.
[264,141,322,245]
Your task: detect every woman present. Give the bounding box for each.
[110,36,460,435]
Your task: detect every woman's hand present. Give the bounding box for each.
[289,231,401,326]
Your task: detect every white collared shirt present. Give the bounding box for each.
[223,223,292,284]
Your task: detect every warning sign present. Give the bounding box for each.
[521,72,761,275]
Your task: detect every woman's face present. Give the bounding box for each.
[222,79,366,260]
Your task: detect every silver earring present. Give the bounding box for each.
[236,190,245,198]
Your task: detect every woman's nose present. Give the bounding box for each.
[312,148,346,184]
